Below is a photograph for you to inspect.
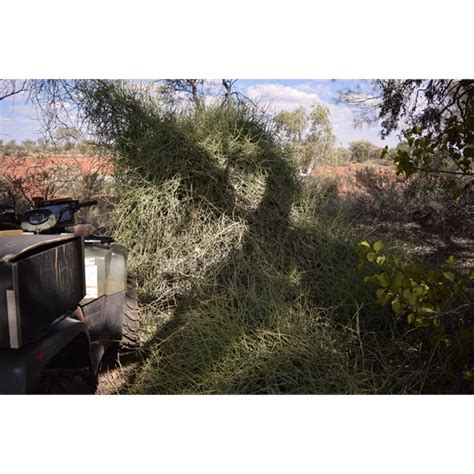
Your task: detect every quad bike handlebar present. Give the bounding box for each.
[1,198,99,233]
[78,199,98,209]
[21,198,98,233]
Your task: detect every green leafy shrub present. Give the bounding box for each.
[385,115,474,183]
[358,239,474,392]
[348,140,383,163]
[358,240,472,327]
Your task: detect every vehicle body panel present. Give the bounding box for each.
[0,317,91,394]
[0,234,85,349]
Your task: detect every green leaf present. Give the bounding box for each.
[426,270,438,284]
[453,281,465,295]
[391,299,403,315]
[446,255,456,265]
[405,264,421,278]
[376,255,386,265]
[364,275,377,284]
[413,284,428,297]
[443,271,455,282]
[420,304,436,314]
[391,272,404,293]
[407,313,416,324]
[402,288,418,307]
[376,273,390,287]
[366,252,376,263]
[414,317,429,328]
[373,240,384,253]
[376,288,391,306]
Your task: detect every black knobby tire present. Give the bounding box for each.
[120,278,141,351]
[37,369,97,394]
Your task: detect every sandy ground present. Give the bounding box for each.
[97,355,140,395]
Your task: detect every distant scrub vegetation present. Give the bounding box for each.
[0,134,393,167]
[0,133,98,158]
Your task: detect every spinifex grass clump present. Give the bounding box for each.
[109,176,249,307]
[92,82,299,312]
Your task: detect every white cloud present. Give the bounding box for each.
[244,82,398,147]
[293,81,334,98]
[247,83,319,112]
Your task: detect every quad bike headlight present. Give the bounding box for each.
[28,211,49,225]
[21,209,58,232]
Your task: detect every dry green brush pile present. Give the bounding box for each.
[86,82,470,393]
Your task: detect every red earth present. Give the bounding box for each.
[0,155,113,178]
[310,163,396,194]
[1,155,113,198]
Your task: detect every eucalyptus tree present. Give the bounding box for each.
[274,104,335,174]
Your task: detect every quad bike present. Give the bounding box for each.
[0,197,140,394]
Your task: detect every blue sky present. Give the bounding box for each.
[0,90,43,143]
[0,80,399,147]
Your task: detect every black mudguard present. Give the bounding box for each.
[0,317,91,394]
[81,291,126,372]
